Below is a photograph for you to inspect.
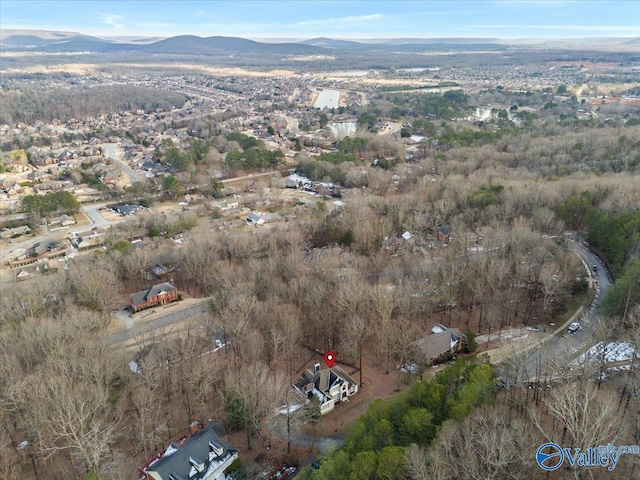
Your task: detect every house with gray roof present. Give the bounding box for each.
[0,225,31,239]
[143,422,237,480]
[293,364,359,415]
[131,282,178,312]
[246,211,265,226]
[410,326,465,364]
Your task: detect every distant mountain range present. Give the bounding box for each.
[0,30,329,55]
[1,29,638,55]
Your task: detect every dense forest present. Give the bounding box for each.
[0,85,186,124]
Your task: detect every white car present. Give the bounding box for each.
[568,322,581,334]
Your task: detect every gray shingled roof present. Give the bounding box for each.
[411,328,464,361]
[146,423,237,480]
[131,282,177,307]
[294,365,359,398]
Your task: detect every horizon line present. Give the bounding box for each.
[2,28,639,42]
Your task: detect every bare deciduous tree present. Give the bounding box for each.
[533,381,627,480]
[67,256,121,315]
[430,409,541,480]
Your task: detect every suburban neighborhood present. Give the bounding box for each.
[1,4,640,479]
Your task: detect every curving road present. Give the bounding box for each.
[494,238,614,382]
[102,144,143,184]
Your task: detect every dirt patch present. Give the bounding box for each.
[227,428,309,477]
[73,211,92,227]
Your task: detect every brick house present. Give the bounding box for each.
[131,282,178,312]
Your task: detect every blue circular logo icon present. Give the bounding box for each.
[537,442,564,471]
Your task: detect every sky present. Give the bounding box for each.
[1,0,639,40]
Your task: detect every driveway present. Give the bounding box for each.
[267,413,344,453]
[107,299,210,346]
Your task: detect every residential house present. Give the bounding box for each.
[35,180,63,192]
[143,422,238,480]
[246,212,265,226]
[294,364,359,415]
[151,263,169,278]
[116,204,143,216]
[141,158,160,171]
[49,214,76,227]
[131,282,179,312]
[410,326,465,365]
[70,229,105,250]
[0,225,31,239]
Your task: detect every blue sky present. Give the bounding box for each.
[1,1,639,39]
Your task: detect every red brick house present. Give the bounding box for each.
[131,282,178,312]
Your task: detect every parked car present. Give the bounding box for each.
[568,322,581,334]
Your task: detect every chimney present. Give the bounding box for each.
[189,420,200,435]
[313,363,321,375]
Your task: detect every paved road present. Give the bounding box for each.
[221,170,280,184]
[493,239,613,381]
[82,201,110,228]
[107,301,210,346]
[103,144,143,183]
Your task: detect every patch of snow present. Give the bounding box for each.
[213,340,230,352]
[277,404,303,415]
[164,444,178,456]
[288,173,310,183]
[399,363,419,373]
[312,387,327,404]
[574,341,640,365]
[199,451,236,479]
[608,365,632,372]
[129,361,141,374]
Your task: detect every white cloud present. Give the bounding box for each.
[489,0,576,7]
[294,13,384,28]
[474,24,640,32]
[99,13,125,30]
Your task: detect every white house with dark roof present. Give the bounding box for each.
[293,364,359,415]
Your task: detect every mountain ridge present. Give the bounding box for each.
[2,29,639,54]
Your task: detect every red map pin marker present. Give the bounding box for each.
[324,351,336,368]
